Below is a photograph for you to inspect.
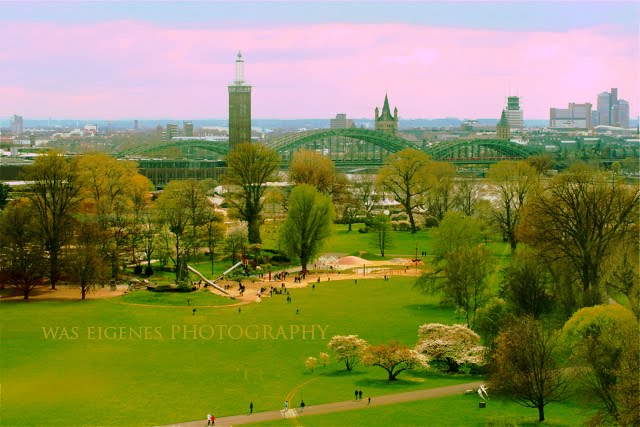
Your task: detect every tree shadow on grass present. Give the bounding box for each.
[324,369,367,378]
[353,377,426,389]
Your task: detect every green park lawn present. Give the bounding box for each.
[1,276,478,427]
[0,225,544,427]
[247,395,590,427]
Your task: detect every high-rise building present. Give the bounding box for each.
[164,124,179,141]
[496,110,510,140]
[618,100,630,128]
[228,51,252,151]
[10,114,24,134]
[591,110,600,127]
[134,120,139,131]
[596,88,630,127]
[549,103,592,129]
[330,113,354,129]
[375,94,398,134]
[183,121,194,137]
[504,96,524,130]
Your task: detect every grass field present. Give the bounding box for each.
[246,395,590,426]
[1,222,571,427]
[0,277,479,426]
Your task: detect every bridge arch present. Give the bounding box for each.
[429,139,539,163]
[117,140,229,159]
[266,128,416,164]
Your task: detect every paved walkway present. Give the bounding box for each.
[157,381,483,427]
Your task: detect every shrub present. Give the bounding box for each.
[358,227,369,234]
[144,265,154,276]
[133,265,143,275]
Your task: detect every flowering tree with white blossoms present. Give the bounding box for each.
[415,323,485,373]
[362,341,429,381]
[327,335,368,371]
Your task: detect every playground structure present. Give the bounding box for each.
[186,265,232,295]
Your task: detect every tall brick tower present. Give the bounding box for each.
[228,51,252,151]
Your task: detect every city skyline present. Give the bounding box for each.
[1,1,638,120]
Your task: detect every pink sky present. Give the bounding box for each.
[1,21,637,119]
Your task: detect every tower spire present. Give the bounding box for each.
[235,50,245,83]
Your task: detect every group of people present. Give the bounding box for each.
[206,413,215,426]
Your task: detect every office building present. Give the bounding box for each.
[330,114,354,129]
[375,94,398,134]
[228,51,252,151]
[10,114,24,134]
[163,124,179,141]
[184,121,194,137]
[134,120,139,131]
[504,96,524,130]
[597,88,630,127]
[549,102,592,129]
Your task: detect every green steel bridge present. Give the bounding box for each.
[117,129,540,165]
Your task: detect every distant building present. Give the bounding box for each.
[83,124,98,136]
[375,94,398,134]
[496,110,510,140]
[549,102,592,129]
[330,113,354,129]
[10,115,24,134]
[505,96,524,130]
[597,88,629,127]
[164,124,179,141]
[183,121,194,137]
[228,51,252,151]
[134,120,139,131]
[591,110,600,127]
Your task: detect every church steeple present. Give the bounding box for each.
[497,109,510,140]
[375,93,398,134]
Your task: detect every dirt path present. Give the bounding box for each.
[156,381,483,427]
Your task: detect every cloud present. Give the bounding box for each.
[0,21,637,119]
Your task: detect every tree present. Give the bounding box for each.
[415,323,484,373]
[288,148,348,201]
[425,161,456,222]
[500,247,554,319]
[305,356,318,373]
[521,164,639,304]
[0,199,46,299]
[603,236,639,318]
[454,177,480,217]
[23,151,83,289]
[377,148,432,233]
[561,305,639,426]
[489,316,570,422]
[340,193,360,232]
[369,214,393,257]
[362,341,428,381]
[430,211,484,261]
[224,143,280,244]
[415,244,493,327]
[204,209,225,275]
[327,335,368,371]
[352,175,379,219]
[0,182,10,210]
[487,160,538,251]
[67,217,108,299]
[156,180,208,282]
[225,224,247,266]
[279,184,334,273]
[78,153,152,280]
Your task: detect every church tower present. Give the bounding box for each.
[497,110,510,140]
[228,51,252,151]
[375,94,398,134]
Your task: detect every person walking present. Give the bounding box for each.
[359,390,363,400]
[250,402,253,414]
[207,413,212,426]
[211,413,216,426]
[368,397,371,405]
[354,390,358,400]
[300,400,306,412]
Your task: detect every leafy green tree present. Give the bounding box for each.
[369,214,393,257]
[288,148,348,201]
[424,161,456,222]
[490,316,570,422]
[500,247,554,319]
[0,199,46,299]
[280,184,334,272]
[521,164,639,304]
[431,211,484,260]
[224,143,280,244]
[562,305,639,426]
[0,182,10,210]
[23,151,83,289]
[67,217,108,299]
[377,148,432,233]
